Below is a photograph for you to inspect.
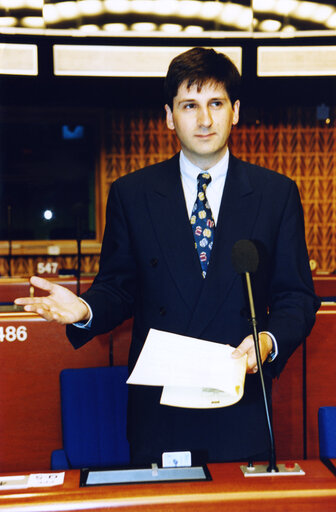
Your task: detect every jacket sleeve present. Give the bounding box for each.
[265,180,320,376]
[67,181,137,349]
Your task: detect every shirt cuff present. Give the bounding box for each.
[260,331,278,362]
[73,298,93,329]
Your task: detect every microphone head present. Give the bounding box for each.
[232,240,259,274]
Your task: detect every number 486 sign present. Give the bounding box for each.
[0,326,28,342]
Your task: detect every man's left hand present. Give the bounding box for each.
[231,333,273,374]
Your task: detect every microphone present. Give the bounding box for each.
[72,202,85,296]
[232,240,278,474]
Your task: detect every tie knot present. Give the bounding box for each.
[197,172,211,192]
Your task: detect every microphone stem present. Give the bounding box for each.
[245,272,278,472]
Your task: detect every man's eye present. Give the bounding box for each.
[185,103,196,109]
[212,101,223,108]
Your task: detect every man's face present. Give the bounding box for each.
[165,80,240,170]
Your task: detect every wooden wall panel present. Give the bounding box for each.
[104,109,336,272]
[0,313,111,472]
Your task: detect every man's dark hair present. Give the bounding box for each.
[164,47,241,110]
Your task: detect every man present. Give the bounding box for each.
[16,47,319,465]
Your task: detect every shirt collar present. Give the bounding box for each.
[179,149,230,186]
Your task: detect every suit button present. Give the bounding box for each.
[150,258,158,268]
[159,307,166,316]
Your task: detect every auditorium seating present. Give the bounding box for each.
[318,406,336,459]
[51,366,130,470]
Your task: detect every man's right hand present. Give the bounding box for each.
[14,275,90,325]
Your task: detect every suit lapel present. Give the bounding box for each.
[146,155,204,312]
[185,155,263,337]
[146,154,263,333]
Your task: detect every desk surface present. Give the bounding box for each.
[0,461,335,512]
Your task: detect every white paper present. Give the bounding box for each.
[127,329,247,408]
[0,473,65,490]
[27,473,65,487]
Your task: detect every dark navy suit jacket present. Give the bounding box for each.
[67,153,319,464]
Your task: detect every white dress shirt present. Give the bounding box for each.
[179,149,229,224]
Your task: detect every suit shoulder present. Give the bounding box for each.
[114,155,178,189]
[233,156,296,189]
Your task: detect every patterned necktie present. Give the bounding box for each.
[190,172,215,278]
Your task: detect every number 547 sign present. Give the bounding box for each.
[36,262,59,276]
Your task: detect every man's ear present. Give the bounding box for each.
[232,100,240,126]
[165,104,175,131]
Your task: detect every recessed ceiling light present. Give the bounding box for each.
[0,16,17,27]
[21,16,44,28]
[258,19,282,31]
[131,22,156,32]
[78,23,100,32]
[184,25,204,34]
[78,1,104,16]
[159,23,182,33]
[103,22,128,32]
[104,0,130,14]
[56,1,79,20]
[176,0,201,17]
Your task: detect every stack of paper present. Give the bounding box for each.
[127,329,247,409]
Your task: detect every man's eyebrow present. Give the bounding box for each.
[177,96,227,104]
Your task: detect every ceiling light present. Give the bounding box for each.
[258,19,282,31]
[311,5,334,23]
[130,0,154,14]
[235,10,253,29]
[0,0,25,8]
[104,0,130,14]
[281,24,296,33]
[56,1,79,20]
[160,23,182,33]
[220,4,244,24]
[151,0,176,16]
[252,0,277,12]
[43,4,61,24]
[176,1,201,18]
[78,24,100,32]
[199,2,222,20]
[273,0,298,16]
[26,0,43,8]
[0,17,17,27]
[78,1,103,16]
[184,25,204,34]
[326,13,336,28]
[103,23,127,33]
[293,1,316,19]
[130,22,156,32]
[21,16,44,28]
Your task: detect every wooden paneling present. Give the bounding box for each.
[104,109,336,272]
[0,313,111,472]
[306,304,336,459]
[0,277,93,303]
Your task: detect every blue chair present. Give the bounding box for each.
[51,366,130,469]
[318,406,336,459]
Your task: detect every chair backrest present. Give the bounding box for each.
[318,406,336,459]
[60,366,130,469]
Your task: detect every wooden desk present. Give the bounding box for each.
[313,275,336,298]
[0,277,93,303]
[0,461,335,511]
[306,303,336,458]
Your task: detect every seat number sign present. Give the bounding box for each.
[0,326,28,342]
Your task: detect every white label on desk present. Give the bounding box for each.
[28,472,65,487]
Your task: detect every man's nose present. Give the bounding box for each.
[198,107,212,127]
